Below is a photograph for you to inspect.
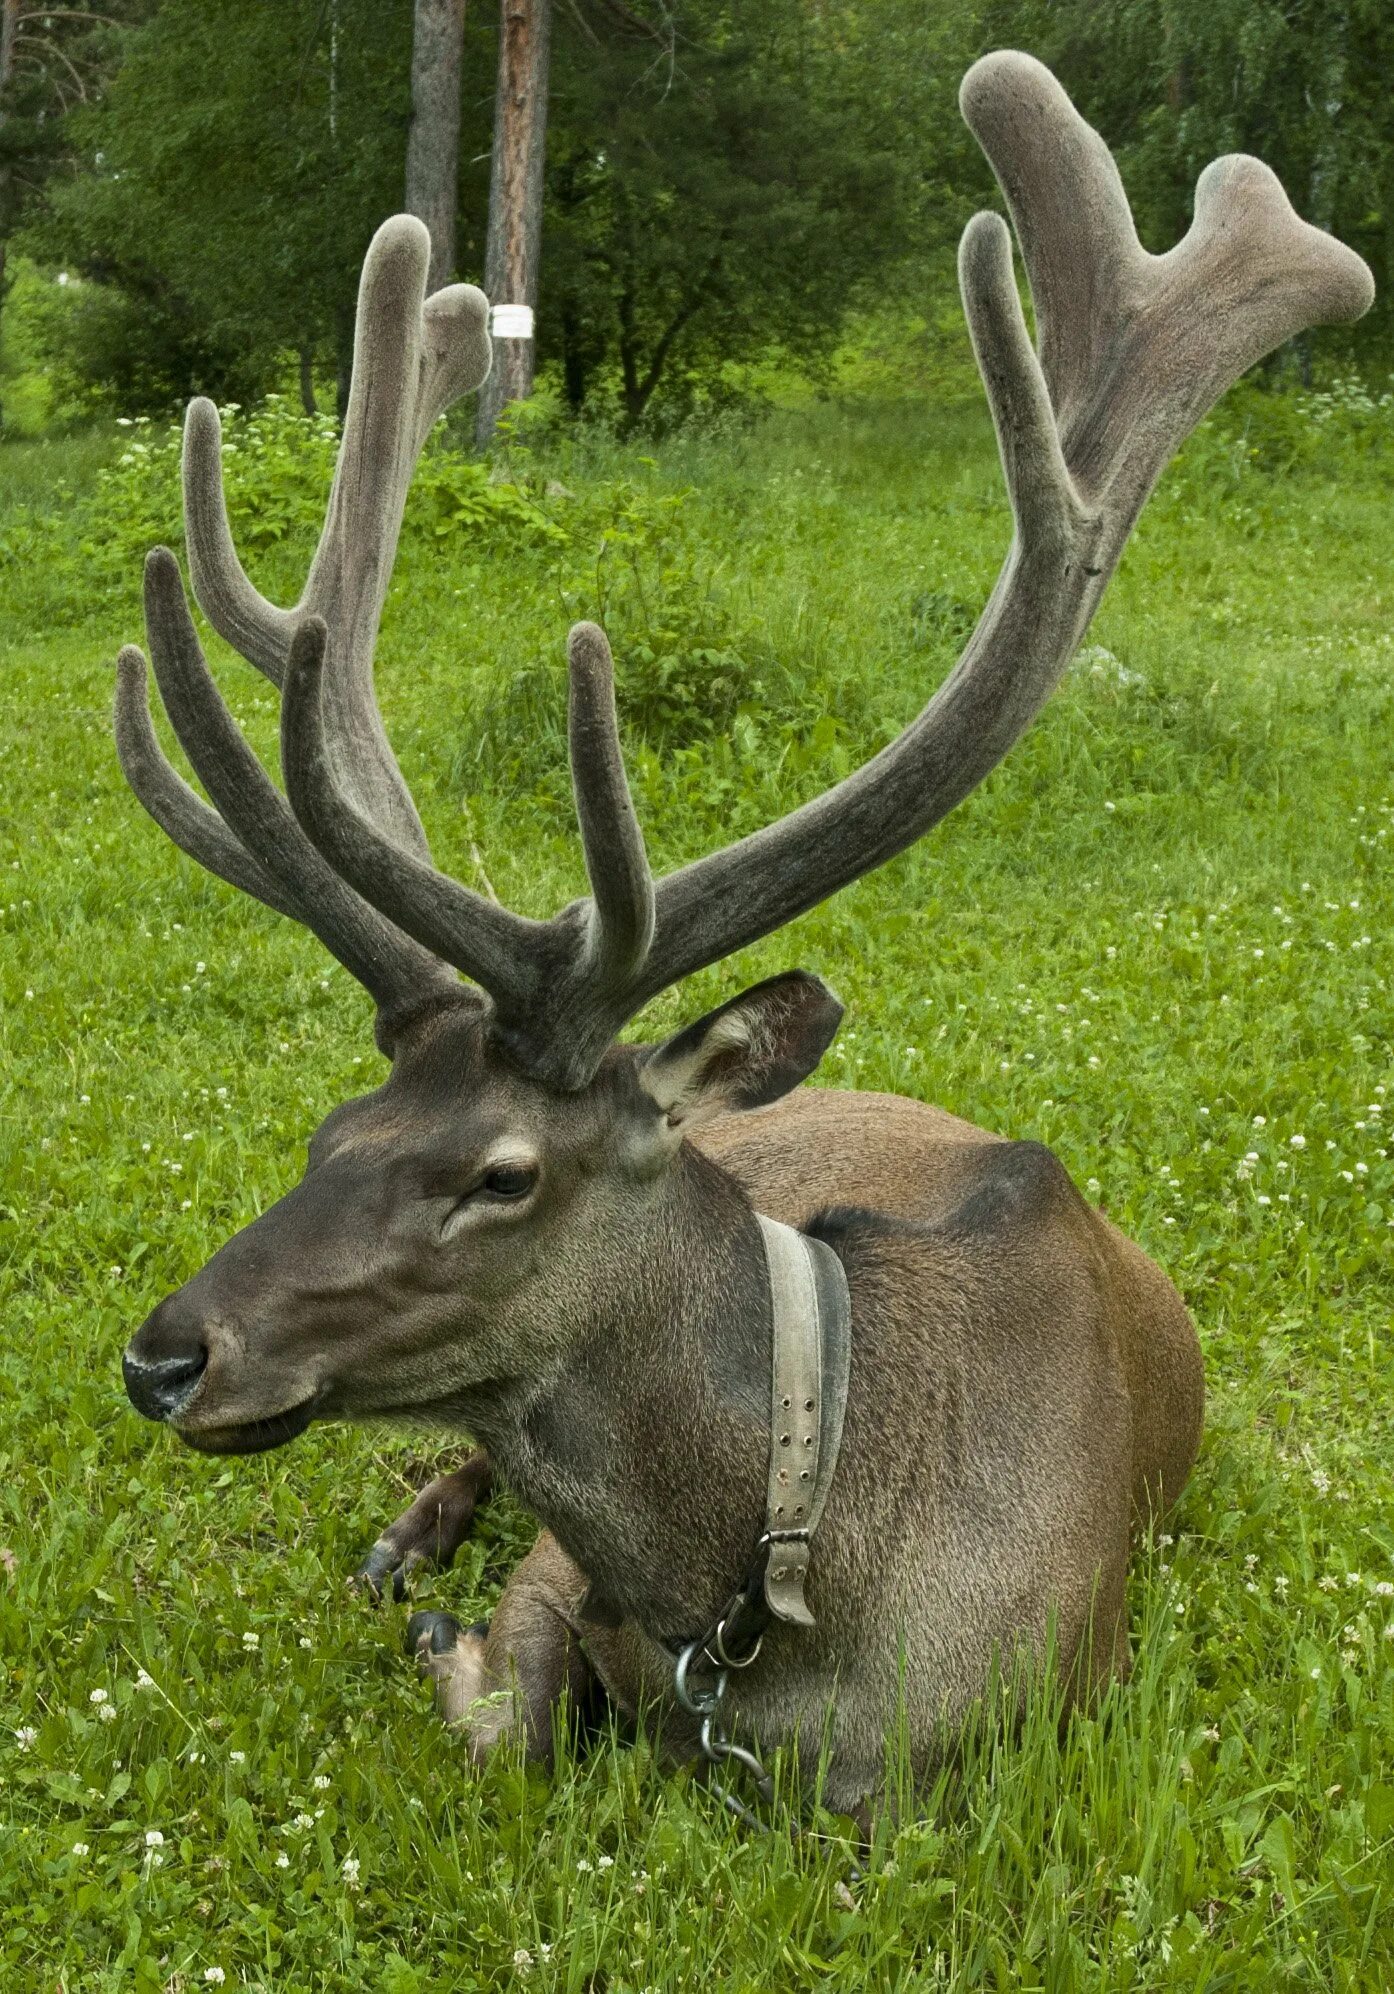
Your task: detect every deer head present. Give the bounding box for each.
[116,55,1372,1454]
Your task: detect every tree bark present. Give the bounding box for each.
[475,0,551,447]
[405,0,466,293]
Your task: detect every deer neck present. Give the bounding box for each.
[463,1143,774,1638]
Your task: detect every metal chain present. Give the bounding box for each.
[672,1613,775,1829]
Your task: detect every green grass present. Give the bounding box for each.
[0,381,1391,1990]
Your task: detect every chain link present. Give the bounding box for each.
[673,1613,775,1826]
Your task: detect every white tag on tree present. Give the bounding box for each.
[489,304,534,340]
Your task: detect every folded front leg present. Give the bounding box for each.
[407,1530,597,1765]
[355,1450,493,1600]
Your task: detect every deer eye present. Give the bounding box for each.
[482,1165,537,1200]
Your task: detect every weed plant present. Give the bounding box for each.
[0,378,1390,1988]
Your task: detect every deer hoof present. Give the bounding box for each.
[407,1612,493,1727]
[406,1609,464,1659]
[353,1537,417,1603]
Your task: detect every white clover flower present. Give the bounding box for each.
[98,1703,116,1724]
[575,1857,593,1874]
[313,1773,331,1790]
[205,1972,226,1987]
[298,1637,313,1650]
[134,1670,154,1691]
[89,1689,109,1706]
[145,1829,164,1848]
[1253,1115,1266,1128]
[513,1951,534,1974]
[293,1813,315,1831]
[72,1841,90,1856]
[229,1751,245,1764]
[13,1726,37,1750]
[241,1631,259,1650]
[1346,1573,1362,1589]
[1310,1665,1321,1679]
[597,1854,614,1870]
[1373,1581,1394,1599]
[275,1851,290,1868]
[1256,1194,1271,1207]
[341,1854,361,1887]
[1289,1134,1306,1149]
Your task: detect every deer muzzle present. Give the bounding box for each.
[122,1285,322,1454]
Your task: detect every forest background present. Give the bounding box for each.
[2,0,1393,435]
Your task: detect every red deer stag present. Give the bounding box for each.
[114,55,1372,1815]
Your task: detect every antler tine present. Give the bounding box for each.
[566,621,655,988]
[141,549,457,1020]
[181,215,493,860]
[182,398,299,684]
[281,619,547,1012]
[957,208,1085,556]
[114,645,302,919]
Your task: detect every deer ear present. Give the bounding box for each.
[639,971,843,1131]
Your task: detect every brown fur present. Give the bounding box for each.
[461,1092,1202,1808]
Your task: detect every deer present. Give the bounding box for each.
[113,53,1372,1820]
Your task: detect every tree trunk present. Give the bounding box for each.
[475,0,551,447]
[405,0,466,293]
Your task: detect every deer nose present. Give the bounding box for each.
[123,1299,209,1422]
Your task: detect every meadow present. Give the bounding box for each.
[0,367,1391,1990]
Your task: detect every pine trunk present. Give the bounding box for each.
[405,0,466,293]
[475,0,551,447]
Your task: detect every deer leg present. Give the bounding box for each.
[355,1449,492,1600]
[406,1531,597,1766]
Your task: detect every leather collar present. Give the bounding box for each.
[755,1216,852,1627]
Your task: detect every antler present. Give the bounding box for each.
[119,57,1373,1086]
[114,216,493,1039]
[277,53,1371,1087]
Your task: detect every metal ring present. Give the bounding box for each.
[673,1639,718,1718]
[712,1613,763,1671]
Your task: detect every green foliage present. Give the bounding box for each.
[528,0,940,429]
[0,396,565,624]
[26,0,413,414]
[1,384,1392,1987]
